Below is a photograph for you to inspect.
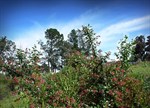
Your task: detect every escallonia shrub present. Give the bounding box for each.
[2,36,149,107]
[3,45,42,78]
[76,36,148,107]
[78,58,128,107]
[12,50,85,107]
[14,56,149,107]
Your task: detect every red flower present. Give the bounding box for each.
[92,73,99,78]
[70,97,76,104]
[93,89,97,93]
[47,85,51,89]
[25,79,30,84]
[56,90,63,95]
[118,81,126,86]
[75,51,80,55]
[66,96,69,101]
[8,61,11,64]
[111,72,115,75]
[66,105,72,108]
[53,103,57,107]
[126,88,130,93]
[13,77,19,84]
[112,77,117,82]
[30,104,35,108]
[55,96,59,101]
[98,90,103,94]
[2,67,6,71]
[83,89,88,94]
[121,69,125,73]
[16,69,19,73]
[108,90,113,96]
[40,78,45,84]
[116,67,120,71]
[116,96,122,102]
[31,73,36,79]
[115,91,122,97]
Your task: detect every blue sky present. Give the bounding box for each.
[0,0,150,59]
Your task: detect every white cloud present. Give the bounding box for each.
[13,9,100,49]
[98,15,150,43]
[13,26,45,50]
[96,15,150,59]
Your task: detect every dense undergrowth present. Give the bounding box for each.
[0,61,150,108]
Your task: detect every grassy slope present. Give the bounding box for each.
[128,61,150,80]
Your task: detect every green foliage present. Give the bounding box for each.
[115,35,134,70]
[68,24,100,57]
[68,29,78,50]
[3,45,41,77]
[0,36,16,58]
[1,27,149,108]
[0,36,16,71]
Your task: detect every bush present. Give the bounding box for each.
[1,36,149,107]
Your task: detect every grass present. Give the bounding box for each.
[128,61,150,94]
[0,74,29,108]
[0,74,10,100]
[128,61,150,80]
[0,94,29,108]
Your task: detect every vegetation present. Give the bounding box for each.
[0,25,150,108]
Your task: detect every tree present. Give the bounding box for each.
[68,25,99,57]
[80,25,97,57]
[38,28,64,72]
[59,40,72,67]
[0,36,16,66]
[133,35,145,61]
[143,35,150,61]
[68,29,78,51]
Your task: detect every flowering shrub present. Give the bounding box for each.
[78,58,127,107]
[1,36,149,108]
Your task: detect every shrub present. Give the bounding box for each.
[1,36,149,107]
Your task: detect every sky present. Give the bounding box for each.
[0,0,150,59]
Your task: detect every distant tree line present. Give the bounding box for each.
[0,25,150,73]
[0,25,99,72]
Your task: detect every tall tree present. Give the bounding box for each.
[143,35,150,61]
[68,29,78,51]
[81,25,97,56]
[68,25,98,57]
[0,36,16,64]
[133,35,145,61]
[59,40,72,67]
[38,28,64,72]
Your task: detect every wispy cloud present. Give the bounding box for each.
[96,15,150,59]
[98,15,150,43]
[13,9,100,49]
[13,26,45,50]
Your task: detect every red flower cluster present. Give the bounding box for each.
[13,77,19,84]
